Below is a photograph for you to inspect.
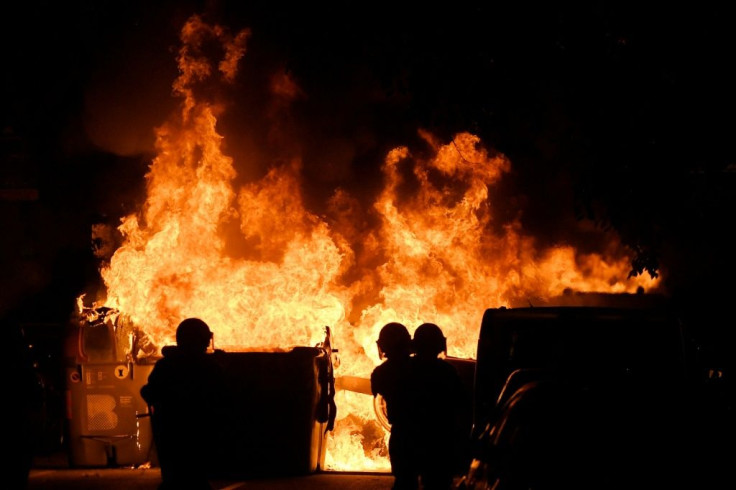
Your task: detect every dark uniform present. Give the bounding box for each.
[412,356,465,489]
[371,322,419,490]
[412,323,467,490]
[140,319,228,490]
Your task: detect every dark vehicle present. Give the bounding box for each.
[457,305,708,489]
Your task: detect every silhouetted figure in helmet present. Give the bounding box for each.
[141,318,228,490]
[371,322,420,490]
[412,323,467,490]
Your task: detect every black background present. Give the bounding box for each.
[2,1,734,343]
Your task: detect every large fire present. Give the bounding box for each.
[79,15,659,472]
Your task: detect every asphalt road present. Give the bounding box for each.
[28,468,396,490]
[27,450,396,489]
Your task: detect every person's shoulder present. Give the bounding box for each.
[371,360,388,376]
[371,360,396,385]
[149,352,172,369]
[378,356,411,371]
[150,346,177,366]
[161,345,178,357]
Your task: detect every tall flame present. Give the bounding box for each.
[85,15,659,471]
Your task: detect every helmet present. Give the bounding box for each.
[377,322,411,359]
[413,322,447,358]
[176,318,213,353]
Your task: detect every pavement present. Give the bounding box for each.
[28,452,396,489]
[28,468,395,490]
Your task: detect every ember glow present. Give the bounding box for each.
[79,15,659,472]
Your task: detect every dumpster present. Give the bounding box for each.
[214,344,334,478]
[64,308,155,467]
[65,308,336,476]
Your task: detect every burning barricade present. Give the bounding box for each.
[62,12,663,475]
[65,305,337,476]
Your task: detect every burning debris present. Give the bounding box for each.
[66,307,340,475]
[74,301,158,363]
[75,14,660,471]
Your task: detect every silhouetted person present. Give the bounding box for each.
[411,323,466,490]
[140,318,228,490]
[371,322,419,490]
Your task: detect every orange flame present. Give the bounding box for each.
[82,15,659,472]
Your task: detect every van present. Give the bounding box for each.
[458,305,701,489]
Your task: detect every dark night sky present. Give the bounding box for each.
[2,1,735,333]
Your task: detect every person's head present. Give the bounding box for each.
[413,322,447,358]
[377,322,412,360]
[175,318,213,354]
